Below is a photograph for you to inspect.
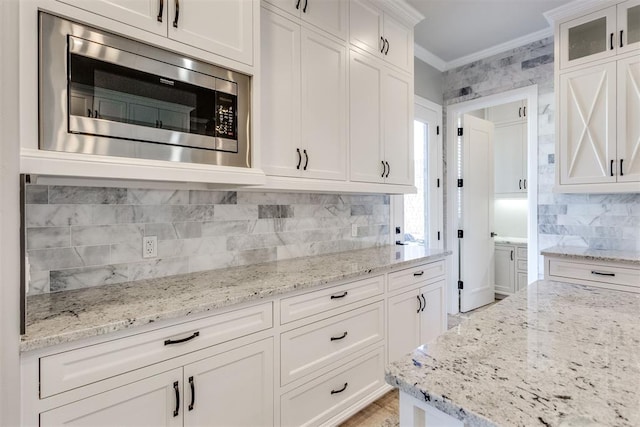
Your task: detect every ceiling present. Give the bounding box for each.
[407,0,573,69]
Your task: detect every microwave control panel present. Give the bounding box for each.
[215,91,237,140]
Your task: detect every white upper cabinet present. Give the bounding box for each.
[489,101,528,196]
[56,0,254,65]
[554,0,640,192]
[261,8,347,181]
[617,54,640,182]
[263,0,348,40]
[559,62,617,185]
[168,0,253,65]
[349,49,412,185]
[486,100,528,124]
[382,68,413,185]
[300,28,348,180]
[349,0,413,72]
[559,0,640,70]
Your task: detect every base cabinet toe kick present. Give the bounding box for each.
[21,257,448,426]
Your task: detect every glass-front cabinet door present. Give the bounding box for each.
[619,0,640,53]
[560,7,617,69]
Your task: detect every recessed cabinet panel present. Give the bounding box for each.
[382,69,412,185]
[300,0,348,40]
[349,51,384,183]
[40,369,182,427]
[300,28,348,180]
[419,281,445,345]
[260,9,302,178]
[494,123,526,194]
[55,0,166,35]
[349,0,384,56]
[617,55,640,182]
[183,339,273,427]
[495,245,515,295]
[559,62,617,184]
[387,289,421,363]
[382,13,411,72]
[168,0,253,65]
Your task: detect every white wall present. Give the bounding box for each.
[0,0,22,425]
[414,57,443,105]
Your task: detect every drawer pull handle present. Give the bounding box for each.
[330,291,348,300]
[331,382,348,394]
[173,381,180,417]
[164,331,200,346]
[330,331,348,341]
[413,271,424,277]
[188,376,195,411]
[591,270,615,277]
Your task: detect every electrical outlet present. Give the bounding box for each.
[351,224,358,237]
[143,236,157,258]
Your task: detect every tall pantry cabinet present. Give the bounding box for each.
[552,0,640,192]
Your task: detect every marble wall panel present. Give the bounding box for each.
[25,187,390,295]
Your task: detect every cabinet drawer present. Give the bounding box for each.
[388,261,445,292]
[281,346,385,427]
[40,302,273,398]
[548,259,640,291]
[516,246,527,260]
[280,275,384,324]
[517,259,528,271]
[281,302,384,385]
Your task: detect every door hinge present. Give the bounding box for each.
[457,280,464,290]
[457,127,463,136]
[437,231,441,241]
[457,229,464,238]
[457,179,463,188]
[436,178,440,188]
[436,125,440,135]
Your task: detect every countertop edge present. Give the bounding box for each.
[21,249,451,352]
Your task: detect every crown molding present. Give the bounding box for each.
[544,0,616,25]
[414,44,447,72]
[371,0,425,27]
[444,27,553,70]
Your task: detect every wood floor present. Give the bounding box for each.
[339,300,498,426]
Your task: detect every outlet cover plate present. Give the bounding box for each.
[143,236,157,258]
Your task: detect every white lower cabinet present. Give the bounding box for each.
[40,368,183,427]
[495,242,528,296]
[387,280,445,363]
[24,259,449,426]
[41,339,273,427]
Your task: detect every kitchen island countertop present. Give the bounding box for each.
[386,279,640,427]
[23,245,449,352]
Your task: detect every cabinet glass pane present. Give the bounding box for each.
[568,17,607,61]
[628,5,640,45]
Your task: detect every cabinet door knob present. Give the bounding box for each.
[416,295,423,313]
[620,30,624,48]
[380,36,385,53]
[173,0,180,28]
[157,0,164,22]
[381,160,386,177]
[620,159,624,176]
[295,0,301,9]
[385,161,390,178]
[518,107,522,118]
[296,148,302,170]
[303,149,309,170]
[523,106,526,117]
[303,0,308,13]
[384,39,390,55]
[519,179,522,190]
[610,159,615,177]
[510,250,514,261]
[523,179,527,190]
[420,294,426,312]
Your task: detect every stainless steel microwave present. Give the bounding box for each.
[39,13,251,168]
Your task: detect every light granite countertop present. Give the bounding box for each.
[386,279,640,427]
[22,245,449,352]
[541,245,640,265]
[494,237,528,245]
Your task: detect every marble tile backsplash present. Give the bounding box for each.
[442,36,640,274]
[25,186,390,295]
